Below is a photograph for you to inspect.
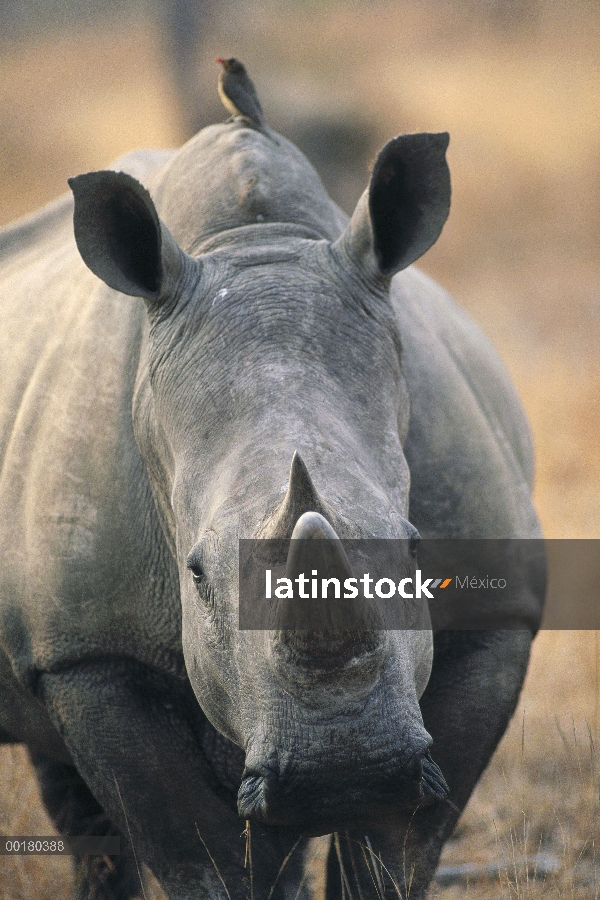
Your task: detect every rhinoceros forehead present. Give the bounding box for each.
[148,244,405,459]
[152,123,347,252]
[163,241,402,385]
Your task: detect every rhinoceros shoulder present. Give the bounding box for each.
[392,267,538,538]
[0,147,182,687]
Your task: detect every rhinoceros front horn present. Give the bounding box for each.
[270,512,386,678]
[262,453,386,677]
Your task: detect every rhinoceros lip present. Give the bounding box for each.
[237,772,269,821]
[237,749,449,834]
[420,750,450,801]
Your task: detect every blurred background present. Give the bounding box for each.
[0,1,598,897]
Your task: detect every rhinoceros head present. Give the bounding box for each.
[69,123,450,834]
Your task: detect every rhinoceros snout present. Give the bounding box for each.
[237,745,447,834]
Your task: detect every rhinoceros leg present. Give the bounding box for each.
[325,629,533,900]
[37,658,310,900]
[29,752,142,900]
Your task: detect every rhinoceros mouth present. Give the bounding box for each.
[237,750,448,835]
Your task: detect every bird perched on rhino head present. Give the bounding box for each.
[216,57,277,142]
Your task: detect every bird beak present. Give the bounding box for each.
[215,57,225,66]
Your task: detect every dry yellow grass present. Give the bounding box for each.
[1,3,598,897]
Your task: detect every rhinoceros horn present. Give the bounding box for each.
[261,454,386,673]
[271,510,386,674]
[260,451,331,540]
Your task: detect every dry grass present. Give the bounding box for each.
[429,631,600,899]
[1,2,599,897]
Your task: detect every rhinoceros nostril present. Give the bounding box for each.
[420,751,449,801]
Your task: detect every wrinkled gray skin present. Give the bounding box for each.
[0,117,544,900]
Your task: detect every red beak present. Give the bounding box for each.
[215,57,225,66]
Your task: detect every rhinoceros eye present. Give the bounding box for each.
[189,562,205,582]
[186,550,206,582]
[409,532,420,559]
[187,550,215,608]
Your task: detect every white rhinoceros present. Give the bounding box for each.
[0,71,544,900]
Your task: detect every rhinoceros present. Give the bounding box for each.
[0,68,544,900]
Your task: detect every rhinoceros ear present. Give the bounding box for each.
[334,132,450,279]
[69,170,189,307]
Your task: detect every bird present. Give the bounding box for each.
[215,57,266,128]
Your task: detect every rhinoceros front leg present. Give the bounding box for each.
[37,658,310,900]
[29,751,143,900]
[325,629,533,900]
